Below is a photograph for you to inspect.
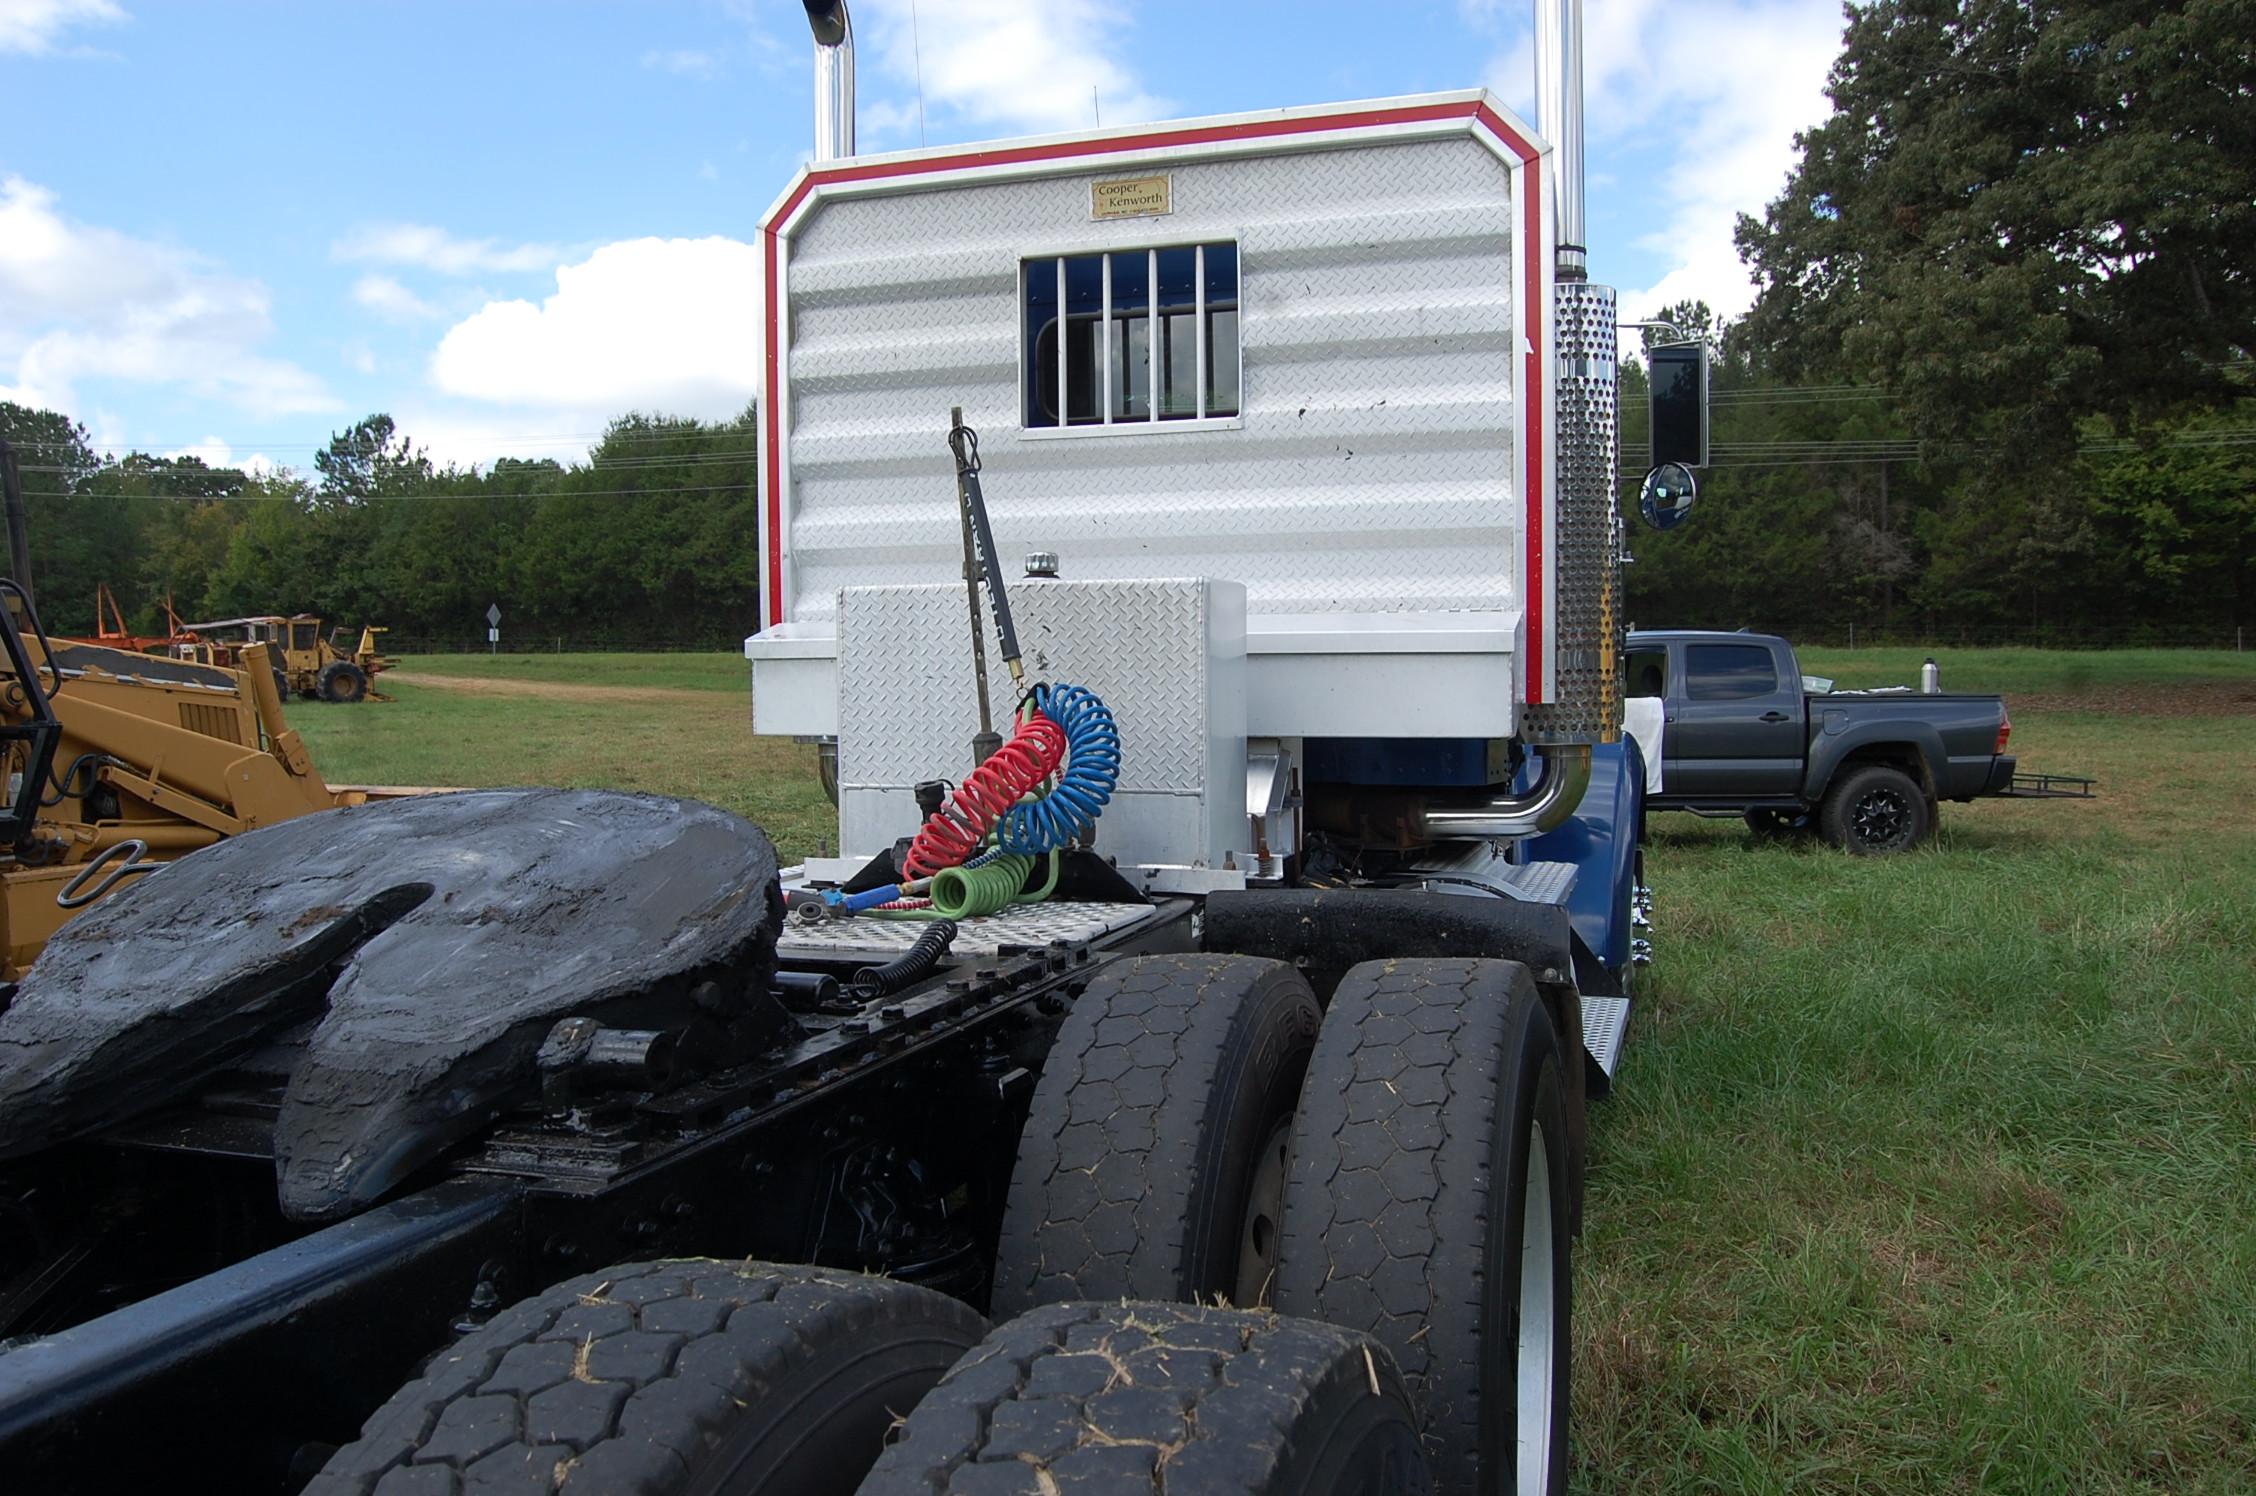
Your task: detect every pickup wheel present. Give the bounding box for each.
[1272,958,1571,1495]
[307,1259,985,1496]
[992,954,1321,1317]
[857,1300,1433,1495]
[1820,764,1932,854]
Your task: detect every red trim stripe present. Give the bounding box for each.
[762,225,784,625]
[1474,101,1548,703]
[759,99,1550,681]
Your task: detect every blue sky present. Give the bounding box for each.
[0,0,1849,473]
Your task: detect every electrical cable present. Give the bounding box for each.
[849,920,958,1000]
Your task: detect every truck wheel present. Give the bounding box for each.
[307,1258,985,1496]
[1819,763,1931,854]
[319,660,370,703]
[992,954,1320,1318]
[857,1300,1432,1495]
[1273,959,1571,1496]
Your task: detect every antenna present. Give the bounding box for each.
[910,0,928,147]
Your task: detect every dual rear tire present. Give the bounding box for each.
[993,953,1572,1494]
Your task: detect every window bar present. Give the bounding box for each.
[1055,258,1068,427]
[1101,254,1113,425]
[1194,244,1207,420]
[1146,248,1159,424]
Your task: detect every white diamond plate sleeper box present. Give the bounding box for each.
[836,578,1246,870]
[747,93,1555,743]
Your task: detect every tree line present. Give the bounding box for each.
[1639,0,2253,647]
[4,0,2249,652]
[1,406,761,649]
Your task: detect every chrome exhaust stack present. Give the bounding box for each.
[1534,0,1588,280]
[1523,0,1621,753]
[1412,745,1593,840]
[803,0,855,162]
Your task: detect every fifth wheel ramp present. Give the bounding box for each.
[0,787,780,1220]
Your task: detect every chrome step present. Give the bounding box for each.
[1496,859,1579,905]
[1581,994,1631,1079]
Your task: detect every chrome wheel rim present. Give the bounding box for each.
[1517,1119,1557,1493]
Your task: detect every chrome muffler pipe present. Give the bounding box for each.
[1413,745,1593,839]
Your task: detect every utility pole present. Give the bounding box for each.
[0,439,33,608]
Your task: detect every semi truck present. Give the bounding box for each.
[0,4,1679,1491]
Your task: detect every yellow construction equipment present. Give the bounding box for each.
[2,598,379,977]
[170,612,393,702]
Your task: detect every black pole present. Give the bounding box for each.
[0,439,31,607]
[950,407,996,759]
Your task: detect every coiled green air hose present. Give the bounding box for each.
[925,849,1060,920]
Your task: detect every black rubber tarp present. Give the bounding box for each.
[0,787,780,1219]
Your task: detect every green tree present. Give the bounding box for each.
[1737,0,2256,451]
[314,414,433,499]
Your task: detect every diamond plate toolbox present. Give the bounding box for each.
[837,578,1247,871]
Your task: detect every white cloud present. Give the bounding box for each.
[0,0,123,55]
[332,222,567,277]
[0,175,333,417]
[1479,0,1843,328]
[163,436,275,477]
[642,47,716,77]
[384,407,614,472]
[428,236,761,419]
[350,272,440,323]
[847,0,1169,145]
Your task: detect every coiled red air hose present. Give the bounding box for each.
[902,711,1065,878]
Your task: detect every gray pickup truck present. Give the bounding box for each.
[1626,630,2076,853]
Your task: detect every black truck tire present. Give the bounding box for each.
[1819,763,1932,854]
[991,954,1320,1317]
[856,1299,1434,1495]
[1272,959,1571,1496]
[319,660,370,703]
[307,1258,986,1496]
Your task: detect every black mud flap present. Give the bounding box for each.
[0,788,781,1221]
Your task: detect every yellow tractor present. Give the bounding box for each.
[2,587,388,977]
[170,613,393,703]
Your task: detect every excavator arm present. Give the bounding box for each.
[1,636,364,977]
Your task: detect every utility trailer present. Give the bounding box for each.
[0,4,1683,1492]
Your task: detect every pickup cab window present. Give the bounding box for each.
[1627,648,1667,698]
[1684,644,1778,700]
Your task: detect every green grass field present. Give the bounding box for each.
[392,651,749,693]
[296,648,2256,1493]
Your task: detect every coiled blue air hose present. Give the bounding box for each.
[999,683,1119,854]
